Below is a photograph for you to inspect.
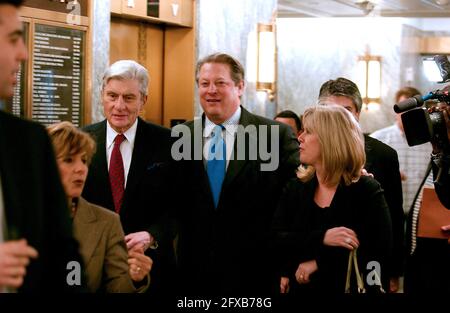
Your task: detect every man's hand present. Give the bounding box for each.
[361,168,374,178]
[0,239,38,289]
[125,231,154,252]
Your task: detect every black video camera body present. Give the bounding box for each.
[393,55,450,152]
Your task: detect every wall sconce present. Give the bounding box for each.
[357,53,381,108]
[256,23,276,100]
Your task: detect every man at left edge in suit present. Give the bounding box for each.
[82,60,176,293]
[0,0,85,292]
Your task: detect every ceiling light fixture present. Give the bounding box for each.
[354,0,375,15]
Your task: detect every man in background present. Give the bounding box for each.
[0,0,84,292]
[371,87,431,216]
[431,101,450,208]
[274,110,303,138]
[318,77,404,293]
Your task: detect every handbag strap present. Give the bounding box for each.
[345,249,366,293]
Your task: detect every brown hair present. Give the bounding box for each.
[318,77,363,113]
[195,52,245,86]
[395,86,421,103]
[47,121,96,165]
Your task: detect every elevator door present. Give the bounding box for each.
[110,17,164,125]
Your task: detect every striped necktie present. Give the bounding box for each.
[109,134,125,213]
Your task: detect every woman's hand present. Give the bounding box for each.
[323,226,359,250]
[280,277,290,293]
[128,246,153,282]
[295,260,318,284]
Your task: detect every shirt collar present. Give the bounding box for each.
[203,106,241,138]
[106,118,139,148]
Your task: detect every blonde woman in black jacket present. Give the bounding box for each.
[273,105,393,293]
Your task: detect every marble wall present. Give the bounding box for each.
[196,0,277,118]
[277,17,449,134]
[90,0,110,123]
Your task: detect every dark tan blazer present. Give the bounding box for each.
[73,197,148,293]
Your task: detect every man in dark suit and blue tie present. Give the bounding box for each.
[173,53,300,294]
[0,0,84,292]
[82,60,175,293]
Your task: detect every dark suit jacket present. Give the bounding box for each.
[272,175,393,293]
[364,135,404,277]
[82,117,176,293]
[0,111,85,292]
[74,197,148,293]
[173,106,300,294]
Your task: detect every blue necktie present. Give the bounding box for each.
[207,125,226,208]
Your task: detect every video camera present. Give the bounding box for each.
[393,55,450,152]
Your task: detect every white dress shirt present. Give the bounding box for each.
[371,123,432,215]
[106,119,138,187]
[203,106,241,169]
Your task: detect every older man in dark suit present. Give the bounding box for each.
[172,53,300,294]
[318,77,404,293]
[82,60,175,293]
[0,0,84,292]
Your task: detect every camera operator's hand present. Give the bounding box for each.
[428,103,450,153]
[442,224,450,244]
[443,103,450,144]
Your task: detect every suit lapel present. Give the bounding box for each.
[0,114,21,239]
[124,118,153,204]
[91,121,113,207]
[73,198,105,267]
[364,134,373,171]
[222,107,253,188]
[187,120,213,203]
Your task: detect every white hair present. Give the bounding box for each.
[101,60,149,96]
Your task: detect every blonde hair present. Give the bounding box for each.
[47,121,96,164]
[297,105,365,186]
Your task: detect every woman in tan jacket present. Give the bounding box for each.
[47,121,152,292]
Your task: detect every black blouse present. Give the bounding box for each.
[272,175,393,293]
